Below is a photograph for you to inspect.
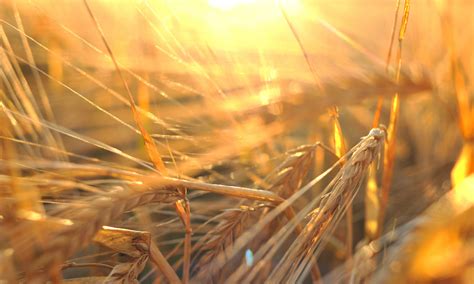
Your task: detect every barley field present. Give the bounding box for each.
[0,0,473,283]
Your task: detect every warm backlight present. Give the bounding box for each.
[208,0,256,10]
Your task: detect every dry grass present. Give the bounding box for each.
[1,0,473,283]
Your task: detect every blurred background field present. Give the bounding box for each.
[0,0,473,283]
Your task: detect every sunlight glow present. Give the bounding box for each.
[208,0,256,10]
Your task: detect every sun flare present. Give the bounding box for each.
[208,0,256,10]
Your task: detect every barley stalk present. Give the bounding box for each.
[269,144,318,199]
[267,128,384,282]
[192,143,320,280]
[8,174,287,281]
[193,205,262,281]
[14,185,180,281]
